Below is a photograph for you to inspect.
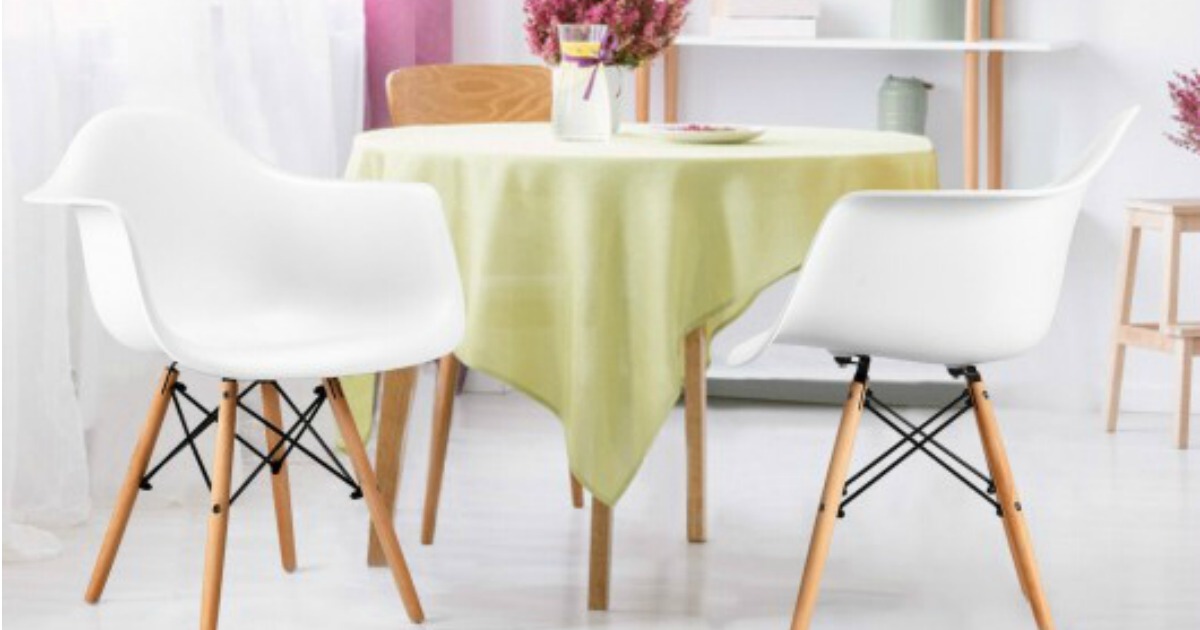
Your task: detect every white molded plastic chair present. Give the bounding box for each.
[26,108,463,628]
[728,108,1137,630]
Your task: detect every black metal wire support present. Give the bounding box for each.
[838,386,1001,518]
[138,370,362,508]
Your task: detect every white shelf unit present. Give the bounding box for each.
[636,18,1081,190]
[673,35,1077,53]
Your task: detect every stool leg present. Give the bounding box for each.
[200,379,239,630]
[1174,341,1193,449]
[85,365,179,603]
[969,377,1055,630]
[326,377,424,623]
[1107,222,1141,433]
[260,382,296,573]
[1160,217,1182,332]
[422,354,459,545]
[791,376,867,630]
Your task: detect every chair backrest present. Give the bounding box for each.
[1046,107,1141,192]
[764,107,1139,366]
[25,108,461,358]
[386,64,551,126]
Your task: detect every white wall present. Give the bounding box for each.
[455,0,1200,413]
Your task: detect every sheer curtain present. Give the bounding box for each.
[2,0,365,561]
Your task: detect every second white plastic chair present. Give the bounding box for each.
[26,108,464,629]
[729,108,1138,630]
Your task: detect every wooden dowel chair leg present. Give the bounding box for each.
[369,367,419,566]
[976,421,1032,601]
[325,378,425,623]
[421,354,460,545]
[791,374,868,630]
[1001,516,1032,600]
[570,474,585,509]
[200,379,239,630]
[261,382,297,573]
[968,377,1055,630]
[85,365,179,603]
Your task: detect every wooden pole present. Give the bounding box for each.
[636,63,651,123]
[986,0,1006,189]
[664,46,680,123]
[963,0,983,189]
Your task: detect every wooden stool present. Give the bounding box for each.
[1106,199,1200,448]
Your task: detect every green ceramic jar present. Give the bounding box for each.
[891,0,990,40]
[878,75,934,135]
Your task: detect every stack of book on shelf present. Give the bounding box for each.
[710,0,820,39]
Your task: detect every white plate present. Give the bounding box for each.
[651,123,765,145]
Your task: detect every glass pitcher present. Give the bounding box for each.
[552,24,617,142]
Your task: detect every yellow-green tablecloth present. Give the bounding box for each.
[345,123,937,505]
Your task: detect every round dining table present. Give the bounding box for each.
[343,122,938,609]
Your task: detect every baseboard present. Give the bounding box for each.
[465,367,1190,415]
[708,376,963,407]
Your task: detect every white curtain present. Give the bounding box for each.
[2,0,365,561]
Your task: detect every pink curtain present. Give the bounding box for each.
[364,0,453,129]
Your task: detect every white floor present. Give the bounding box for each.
[5,372,1199,629]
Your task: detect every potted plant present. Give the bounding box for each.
[524,0,690,140]
[1168,69,1200,156]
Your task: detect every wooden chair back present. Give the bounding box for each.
[386,64,552,126]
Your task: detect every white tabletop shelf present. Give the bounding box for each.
[674,35,1078,53]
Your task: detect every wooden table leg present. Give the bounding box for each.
[570,474,585,509]
[368,367,419,566]
[422,354,460,544]
[327,378,425,623]
[588,498,613,610]
[685,327,707,543]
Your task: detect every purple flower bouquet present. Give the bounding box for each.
[1168,69,1200,157]
[524,0,691,68]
